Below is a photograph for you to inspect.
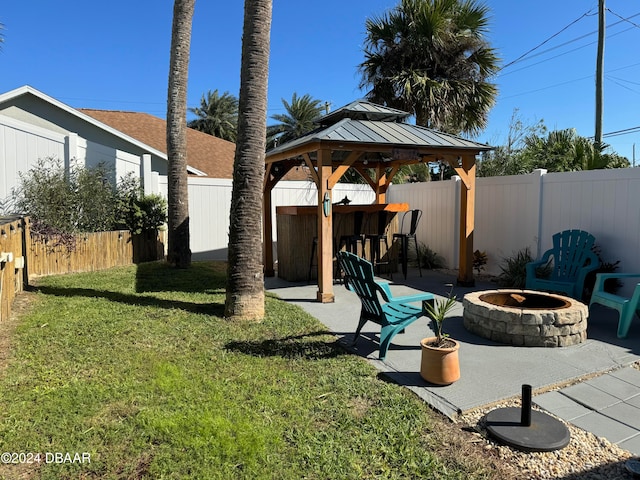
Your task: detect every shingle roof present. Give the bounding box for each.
[80,109,236,178]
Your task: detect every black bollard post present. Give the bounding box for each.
[521,384,532,427]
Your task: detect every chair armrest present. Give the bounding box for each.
[595,273,640,280]
[632,283,640,308]
[387,292,434,305]
[575,259,601,293]
[593,273,640,293]
[526,246,556,278]
[375,280,434,305]
[376,281,393,300]
[526,259,546,276]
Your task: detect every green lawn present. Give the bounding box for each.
[0,262,506,479]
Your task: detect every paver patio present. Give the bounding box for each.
[266,267,640,454]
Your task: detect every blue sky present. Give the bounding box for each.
[2,1,639,163]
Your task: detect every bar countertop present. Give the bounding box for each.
[276,203,409,216]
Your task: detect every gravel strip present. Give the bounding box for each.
[458,366,640,480]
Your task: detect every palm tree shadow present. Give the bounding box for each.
[134,261,227,294]
[34,260,230,317]
[35,285,225,317]
[225,331,348,360]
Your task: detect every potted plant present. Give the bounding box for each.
[420,284,461,385]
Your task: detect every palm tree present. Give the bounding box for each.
[266,93,324,149]
[225,0,272,321]
[188,89,238,142]
[522,129,631,172]
[359,0,500,136]
[166,0,195,268]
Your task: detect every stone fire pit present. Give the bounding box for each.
[463,290,588,347]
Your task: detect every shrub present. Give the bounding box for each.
[116,184,168,234]
[496,248,533,288]
[73,162,118,231]
[17,158,118,234]
[473,250,488,275]
[417,242,446,269]
[16,157,167,237]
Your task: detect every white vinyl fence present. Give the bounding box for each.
[388,168,640,285]
[158,178,375,261]
[165,168,640,284]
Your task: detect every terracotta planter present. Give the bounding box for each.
[420,336,460,385]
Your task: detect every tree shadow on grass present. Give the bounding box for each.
[134,261,227,294]
[225,331,348,360]
[35,285,225,317]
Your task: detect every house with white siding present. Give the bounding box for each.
[0,85,215,211]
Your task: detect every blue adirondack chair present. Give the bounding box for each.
[337,251,434,360]
[525,229,599,299]
[589,273,640,338]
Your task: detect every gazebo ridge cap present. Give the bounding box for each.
[314,100,411,126]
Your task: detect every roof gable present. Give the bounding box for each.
[81,109,312,181]
[0,85,207,175]
[81,109,236,178]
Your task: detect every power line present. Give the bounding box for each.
[500,74,592,100]
[501,10,640,73]
[499,24,637,78]
[602,125,640,138]
[606,75,640,95]
[607,8,640,29]
[500,10,593,71]
[607,75,640,86]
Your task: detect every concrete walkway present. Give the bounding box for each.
[265,268,640,455]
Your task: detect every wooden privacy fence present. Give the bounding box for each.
[0,216,25,325]
[27,227,166,277]
[0,216,166,324]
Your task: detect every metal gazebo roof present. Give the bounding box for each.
[263,100,492,302]
[266,100,491,161]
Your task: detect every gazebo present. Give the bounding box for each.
[263,101,492,302]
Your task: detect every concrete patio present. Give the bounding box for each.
[265,267,640,455]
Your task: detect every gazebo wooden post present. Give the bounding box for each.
[263,164,276,277]
[316,148,335,302]
[375,164,386,204]
[455,154,477,286]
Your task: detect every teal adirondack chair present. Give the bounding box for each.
[525,229,599,300]
[337,251,434,360]
[589,273,640,338]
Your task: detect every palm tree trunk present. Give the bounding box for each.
[166,0,195,268]
[225,0,272,320]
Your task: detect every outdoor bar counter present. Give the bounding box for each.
[276,203,409,281]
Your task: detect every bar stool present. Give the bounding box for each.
[338,210,366,256]
[393,209,422,279]
[364,210,392,277]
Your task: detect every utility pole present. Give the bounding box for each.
[595,0,605,149]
